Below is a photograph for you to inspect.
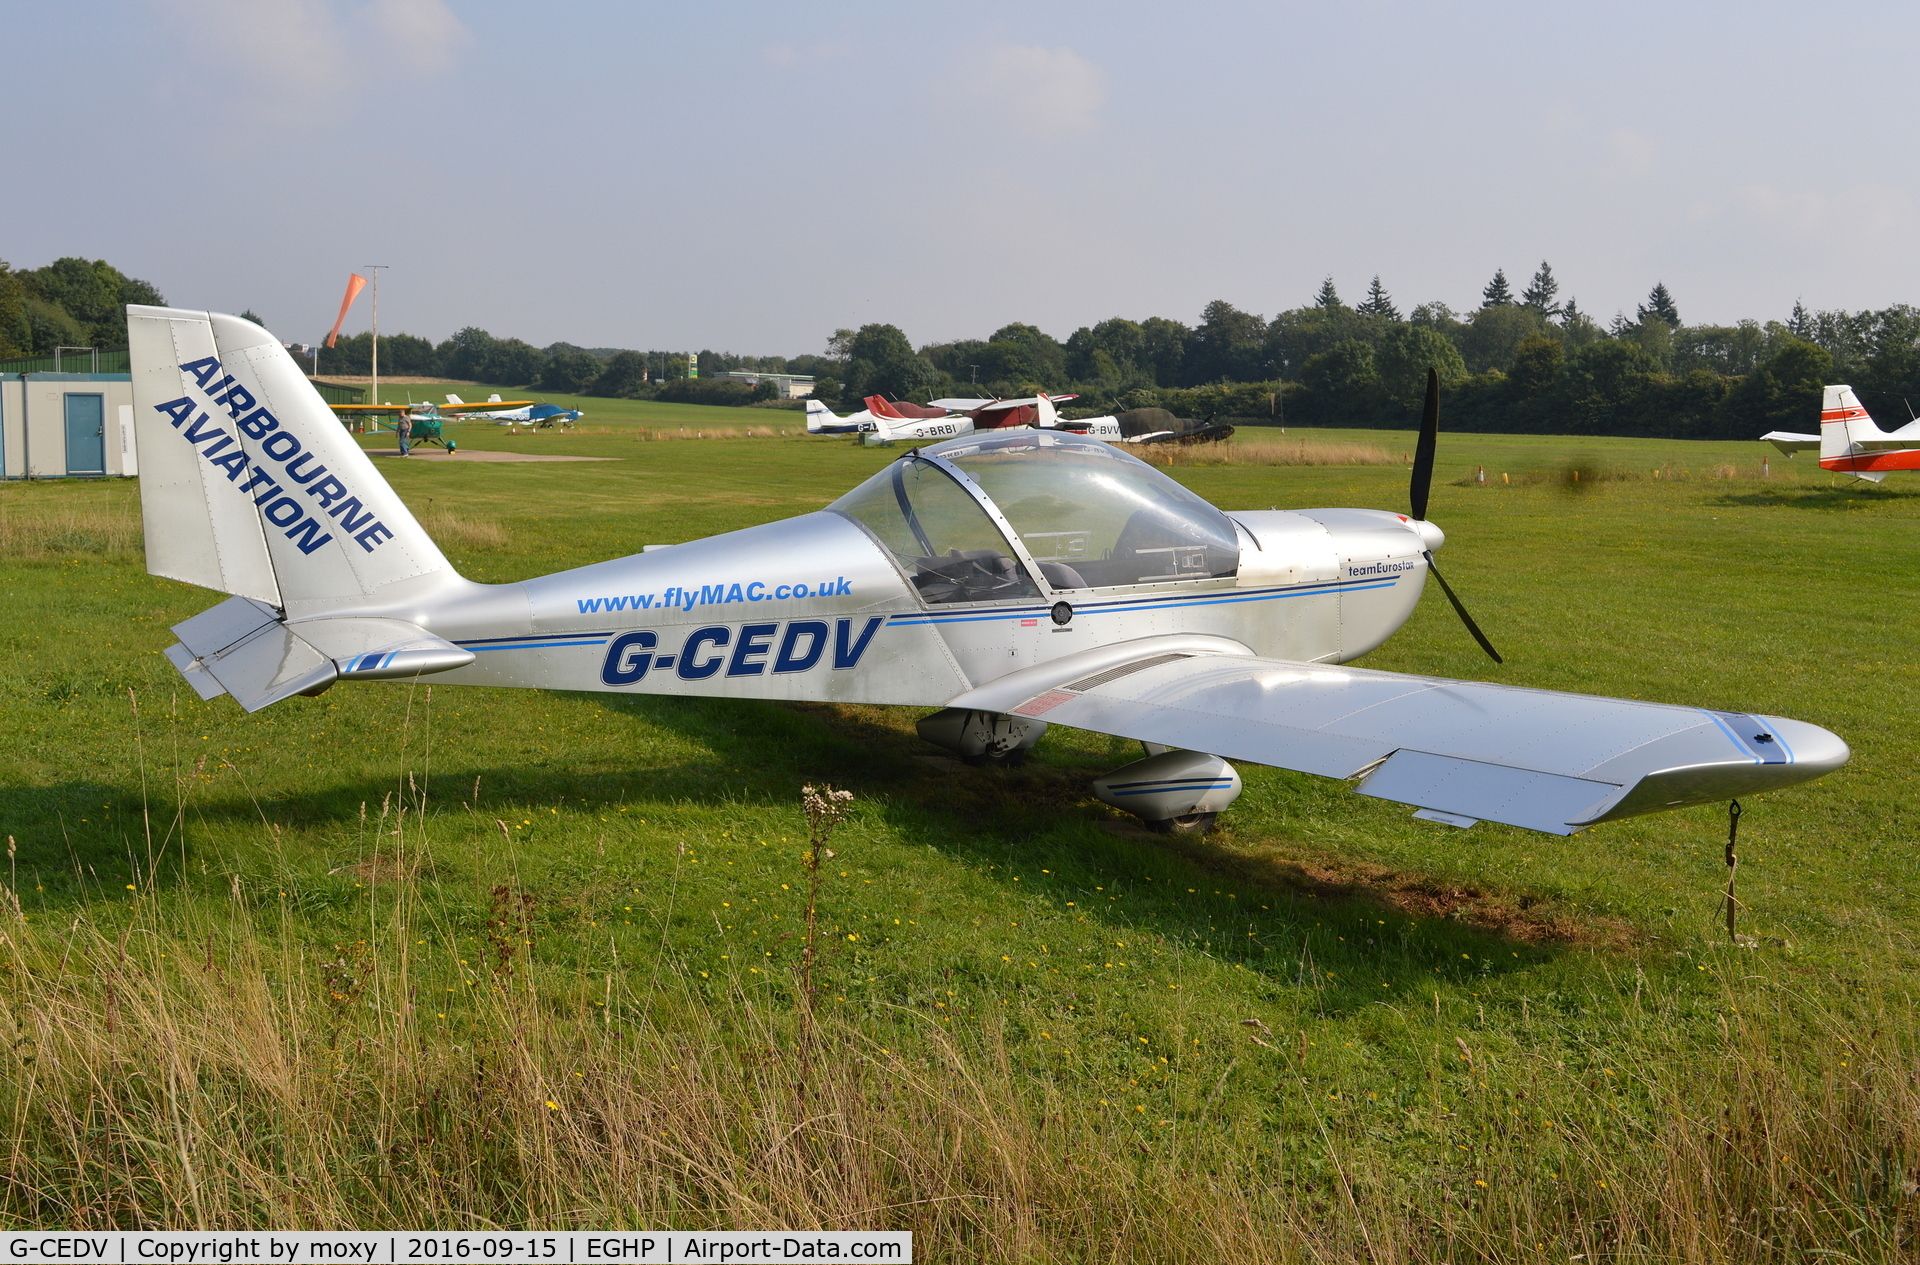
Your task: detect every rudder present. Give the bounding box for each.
[128,306,458,617]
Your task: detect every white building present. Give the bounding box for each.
[1,373,139,478]
[717,370,817,399]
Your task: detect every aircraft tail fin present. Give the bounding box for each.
[1819,384,1891,454]
[1819,384,1896,479]
[805,399,840,432]
[445,394,465,404]
[127,305,459,617]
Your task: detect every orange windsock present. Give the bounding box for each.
[324,273,369,348]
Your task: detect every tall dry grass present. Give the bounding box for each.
[418,506,510,552]
[0,485,143,558]
[1139,438,1402,468]
[3,891,1916,1258]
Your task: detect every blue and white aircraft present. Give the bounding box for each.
[444,394,582,428]
[130,306,1847,836]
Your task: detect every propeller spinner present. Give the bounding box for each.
[1411,367,1503,664]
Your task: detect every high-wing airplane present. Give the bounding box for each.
[442,394,582,428]
[1762,385,1920,482]
[131,306,1847,838]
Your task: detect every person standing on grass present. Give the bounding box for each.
[396,409,412,457]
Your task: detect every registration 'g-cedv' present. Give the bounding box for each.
[129,307,1848,837]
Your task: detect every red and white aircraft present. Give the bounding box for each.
[1764,385,1920,482]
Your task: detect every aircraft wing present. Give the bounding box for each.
[930,398,994,411]
[440,399,534,414]
[946,637,1846,835]
[1760,431,1819,453]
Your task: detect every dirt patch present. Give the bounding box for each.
[330,854,427,884]
[1102,821,1643,949]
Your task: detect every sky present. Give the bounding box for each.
[9,0,1920,356]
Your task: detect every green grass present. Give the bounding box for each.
[2,426,1918,1256]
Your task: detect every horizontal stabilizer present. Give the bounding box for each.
[163,596,476,712]
[1761,431,1819,454]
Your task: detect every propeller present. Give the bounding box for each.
[1411,367,1503,664]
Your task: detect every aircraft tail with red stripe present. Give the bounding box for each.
[1818,385,1920,482]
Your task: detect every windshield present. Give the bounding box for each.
[828,457,1041,604]
[933,430,1239,588]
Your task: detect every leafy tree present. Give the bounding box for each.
[1457,304,1553,373]
[24,299,87,355]
[0,263,30,358]
[437,327,499,380]
[1480,269,1514,308]
[658,378,758,407]
[1505,334,1565,401]
[1355,276,1399,321]
[844,323,939,401]
[1298,339,1378,422]
[1185,300,1268,384]
[18,257,163,349]
[1065,317,1147,380]
[1520,262,1560,316]
[541,344,603,393]
[484,338,545,385]
[1313,277,1343,310]
[589,351,650,397]
[983,322,1066,385]
[1558,340,1663,434]
[1137,316,1190,385]
[1374,324,1466,412]
[1638,282,1681,328]
[1409,301,1462,333]
[1717,339,1831,436]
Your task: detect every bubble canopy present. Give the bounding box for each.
[827,430,1240,603]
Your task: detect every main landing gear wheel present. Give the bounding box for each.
[1146,811,1218,835]
[1092,751,1241,833]
[962,747,1029,768]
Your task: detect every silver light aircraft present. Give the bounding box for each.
[132,306,1847,836]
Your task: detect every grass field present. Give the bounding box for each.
[3,418,1919,1259]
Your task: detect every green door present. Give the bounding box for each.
[64,393,105,475]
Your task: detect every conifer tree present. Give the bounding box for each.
[1788,298,1811,338]
[1314,277,1342,310]
[1520,261,1560,315]
[1559,296,1582,325]
[1637,282,1680,327]
[1481,269,1514,307]
[1355,275,1400,320]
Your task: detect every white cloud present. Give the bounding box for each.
[955,45,1107,139]
[147,0,469,119]
[764,40,850,67]
[361,0,471,76]
[1735,181,1915,240]
[1604,128,1657,179]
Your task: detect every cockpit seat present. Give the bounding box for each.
[913,549,1029,603]
[1036,561,1088,589]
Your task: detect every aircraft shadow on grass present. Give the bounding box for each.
[1715,484,1920,511]
[0,693,1578,1008]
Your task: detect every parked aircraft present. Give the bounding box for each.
[442,394,582,428]
[131,307,1847,838]
[1763,385,1920,482]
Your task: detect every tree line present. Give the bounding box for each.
[831,266,1914,438]
[311,326,837,407]
[17,251,1919,437]
[0,258,166,359]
